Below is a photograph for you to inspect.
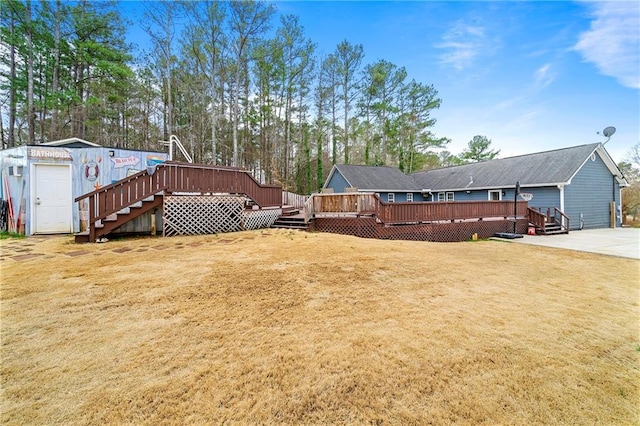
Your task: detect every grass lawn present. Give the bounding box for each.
[1,230,639,424]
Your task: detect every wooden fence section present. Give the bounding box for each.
[282,191,308,209]
[309,193,379,217]
[307,193,528,225]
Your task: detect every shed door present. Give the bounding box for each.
[33,164,72,233]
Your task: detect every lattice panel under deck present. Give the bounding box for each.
[243,209,282,230]
[313,217,378,239]
[312,217,528,242]
[163,195,244,236]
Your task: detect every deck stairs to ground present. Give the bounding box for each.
[74,162,282,243]
[271,206,309,231]
[75,195,163,243]
[527,207,569,235]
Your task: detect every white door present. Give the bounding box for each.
[33,164,72,233]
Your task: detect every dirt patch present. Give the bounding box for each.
[1,231,638,424]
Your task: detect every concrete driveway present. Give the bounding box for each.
[508,228,640,259]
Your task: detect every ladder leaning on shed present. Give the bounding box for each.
[74,162,282,243]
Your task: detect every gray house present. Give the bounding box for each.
[323,143,628,230]
[323,164,426,203]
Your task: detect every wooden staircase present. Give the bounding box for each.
[74,196,163,243]
[271,206,309,231]
[74,162,282,243]
[527,207,570,235]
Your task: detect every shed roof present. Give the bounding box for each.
[326,164,421,191]
[412,143,627,190]
[40,137,100,147]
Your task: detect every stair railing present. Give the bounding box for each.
[554,207,570,232]
[75,166,169,242]
[527,208,546,230]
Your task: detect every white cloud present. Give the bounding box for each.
[436,21,489,71]
[574,1,640,89]
[534,63,555,88]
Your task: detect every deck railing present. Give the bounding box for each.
[307,192,528,225]
[282,191,308,209]
[311,193,379,216]
[527,208,547,230]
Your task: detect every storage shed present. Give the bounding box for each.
[0,138,167,235]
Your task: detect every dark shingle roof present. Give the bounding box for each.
[412,143,607,190]
[332,164,421,191]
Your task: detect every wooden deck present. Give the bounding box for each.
[75,162,282,243]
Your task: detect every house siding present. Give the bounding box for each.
[527,187,560,210]
[565,154,616,229]
[325,171,350,193]
[443,187,559,206]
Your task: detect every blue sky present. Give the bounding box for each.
[124,1,639,163]
[272,0,639,163]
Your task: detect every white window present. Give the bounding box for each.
[438,192,445,202]
[446,192,454,201]
[388,193,395,203]
[488,190,501,201]
[406,193,413,202]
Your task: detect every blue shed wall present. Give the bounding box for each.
[565,154,618,229]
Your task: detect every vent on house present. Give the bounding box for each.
[8,165,23,177]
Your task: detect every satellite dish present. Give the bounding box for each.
[602,126,616,138]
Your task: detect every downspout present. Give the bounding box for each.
[558,184,565,228]
[613,176,617,228]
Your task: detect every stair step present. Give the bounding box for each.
[544,229,568,235]
[271,224,309,230]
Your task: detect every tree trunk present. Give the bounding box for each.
[51,0,61,140]
[8,7,17,148]
[26,0,35,144]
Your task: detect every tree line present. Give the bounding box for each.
[1,0,498,194]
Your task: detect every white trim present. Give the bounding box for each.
[435,183,565,192]
[446,192,454,201]
[567,144,628,188]
[387,193,395,203]
[322,165,355,190]
[30,163,73,234]
[406,193,413,202]
[40,137,100,147]
[488,190,502,201]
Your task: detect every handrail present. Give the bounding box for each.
[527,207,546,230]
[304,195,314,223]
[554,207,570,232]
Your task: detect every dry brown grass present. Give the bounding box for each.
[1,230,639,425]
